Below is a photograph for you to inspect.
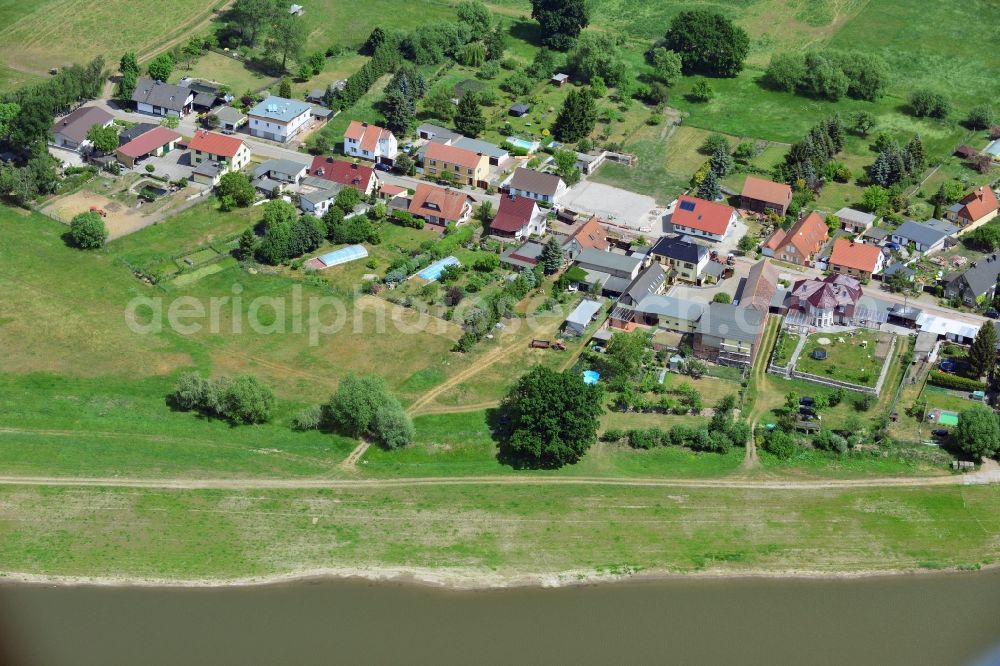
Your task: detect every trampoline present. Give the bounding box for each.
[417,256,460,281]
[938,411,959,426]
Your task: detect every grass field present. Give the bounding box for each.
[0,0,226,76]
[173,51,276,94]
[1,482,996,580]
[794,330,887,387]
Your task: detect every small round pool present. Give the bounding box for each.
[582,370,600,385]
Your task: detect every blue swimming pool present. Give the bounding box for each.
[417,256,461,281]
[582,370,600,385]
[507,137,536,151]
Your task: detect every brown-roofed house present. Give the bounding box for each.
[761,211,829,267]
[424,142,489,187]
[945,186,999,228]
[115,126,182,168]
[507,168,567,205]
[562,215,610,257]
[829,238,885,280]
[309,156,378,195]
[408,183,473,226]
[490,194,547,240]
[740,175,793,216]
[51,106,114,152]
[739,259,779,313]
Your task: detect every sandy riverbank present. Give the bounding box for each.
[1,561,994,591]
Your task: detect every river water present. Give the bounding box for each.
[2,571,1000,665]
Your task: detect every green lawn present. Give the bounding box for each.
[795,330,888,387]
[173,51,275,94]
[771,330,799,366]
[1,482,997,580]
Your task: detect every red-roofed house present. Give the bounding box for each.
[740,176,793,216]
[490,195,547,240]
[309,156,378,195]
[562,215,610,257]
[666,195,739,242]
[423,142,489,188]
[408,183,473,226]
[187,130,251,186]
[761,211,829,267]
[114,126,182,168]
[945,186,999,228]
[343,120,398,164]
[829,238,885,280]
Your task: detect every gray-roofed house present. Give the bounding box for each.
[298,176,343,217]
[882,262,916,282]
[507,168,567,205]
[192,91,218,110]
[51,106,114,151]
[416,123,460,142]
[619,263,667,307]
[628,295,705,333]
[945,253,1000,306]
[693,303,766,368]
[117,122,159,147]
[501,241,546,270]
[453,137,509,166]
[649,235,710,283]
[573,248,642,281]
[889,219,958,254]
[213,106,248,131]
[191,160,223,186]
[248,96,313,143]
[306,88,327,104]
[862,227,888,243]
[564,299,604,336]
[253,159,309,184]
[836,207,877,234]
[131,78,195,117]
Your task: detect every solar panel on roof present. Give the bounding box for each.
[679,200,696,211]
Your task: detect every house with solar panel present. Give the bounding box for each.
[663,195,739,242]
[248,96,312,143]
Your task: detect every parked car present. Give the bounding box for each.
[591,345,607,354]
[884,242,901,251]
[799,406,816,416]
[985,310,999,319]
[374,163,392,172]
[799,397,815,406]
[931,429,949,438]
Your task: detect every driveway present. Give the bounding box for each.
[561,181,659,235]
[133,149,194,182]
[668,276,739,305]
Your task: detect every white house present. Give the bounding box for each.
[248,96,312,143]
[664,196,739,242]
[298,176,342,217]
[130,78,194,118]
[507,168,567,206]
[343,120,398,164]
[889,219,958,254]
[51,106,114,151]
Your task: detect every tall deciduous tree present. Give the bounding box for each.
[663,10,750,77]
[499,366,604,468]
[231,0,280,46]
[649,47,682,86]
[147,53,174,82]
[268,13,307,71]
[530,0,589,51]
[69,211,107,249]
[119,52,139,77]
[952,405,1000,459]
[327,374,413,449]
[455,0,492,40]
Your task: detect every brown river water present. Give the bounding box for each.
[1,570,999,665]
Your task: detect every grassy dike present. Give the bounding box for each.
[0,483,997,585]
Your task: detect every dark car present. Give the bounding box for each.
[985,310,999,319]
[800,397,814,406]
[374,163,392,172]
[800,414,817,421]
[800,406,816,416]
[931,428,949,438]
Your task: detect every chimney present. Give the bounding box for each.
[351,163,357,170]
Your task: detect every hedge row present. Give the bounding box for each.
[928,371,986,392]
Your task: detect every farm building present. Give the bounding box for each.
[115,127,182,168]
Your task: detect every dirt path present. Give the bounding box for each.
[0,471,987,491]
[339,441,371,470]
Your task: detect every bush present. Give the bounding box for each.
[170,373,274,424]
[626,428,666,449]
[292,405,323,431]
[909,90,950,119]
[68,211,108,249]
[927,371,987,392]
[601,428,625,442]
[762,430,798,459]
[712,292,731,304]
